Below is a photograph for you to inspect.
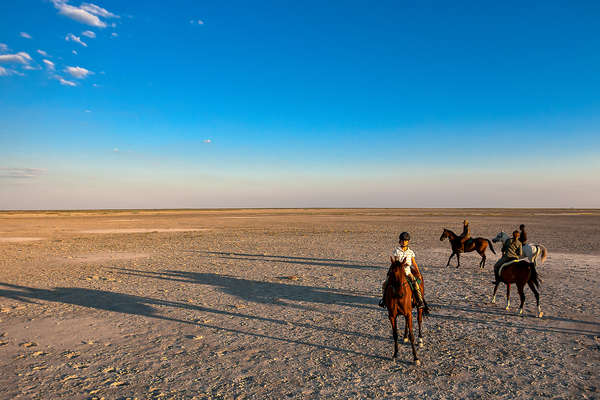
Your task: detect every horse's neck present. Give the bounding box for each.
[446,229,458,240]
[390,266,406,288]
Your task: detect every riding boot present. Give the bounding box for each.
[408,275,425,309]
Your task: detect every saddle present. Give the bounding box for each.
[497,258,522,276]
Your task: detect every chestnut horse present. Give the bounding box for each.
[492,259,542,317]
[440,228,496,269]
[383,256,429,364]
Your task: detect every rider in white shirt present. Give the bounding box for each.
[379,232,426,309]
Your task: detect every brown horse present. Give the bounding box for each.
[383,256,429,364]
[440,228,496,269]
[492,259,543,317]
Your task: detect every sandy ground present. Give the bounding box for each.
[0,208,598,399]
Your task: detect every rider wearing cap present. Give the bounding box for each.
[494,230,523,281]
[379,232,426,309]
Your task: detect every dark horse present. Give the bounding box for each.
[492,259,543,317]
[440,228,496,269]
[383,256,429,364]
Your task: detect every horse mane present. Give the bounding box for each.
[388,257,408,293]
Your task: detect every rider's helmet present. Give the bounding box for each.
[399,232,411,241]
[519,224,525,230]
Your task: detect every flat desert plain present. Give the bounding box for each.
[0,209,598,399]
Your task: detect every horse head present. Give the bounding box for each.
[492,231,509,243]
[389,256,409,280]
[440,229,449,241]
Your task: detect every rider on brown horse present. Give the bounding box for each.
[379,232,426,309]
[458,219,471,252]
[493,230,523,281]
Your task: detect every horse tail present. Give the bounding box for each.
[538,245,548,264]
[529,263,541,290]
[486,239,496,254]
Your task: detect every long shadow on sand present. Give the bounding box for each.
[429,302,599,337]
[189,250,383,270]
[109,267,377,311]
[0,282,396,362]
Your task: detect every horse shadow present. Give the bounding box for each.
[108,267,377,311]
[189,251,383,271]
[0,281,397,362]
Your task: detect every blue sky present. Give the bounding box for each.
[1,0,599,209]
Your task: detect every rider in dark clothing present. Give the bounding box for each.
[519,224,527,245]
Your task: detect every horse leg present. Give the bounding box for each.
[403,320,409,343]
[456,252,460,268]
[527,280,543,318]
[505,284,511,310]
[389,314,398,359]
[517,283,526,316]
[478,251,486,269]
[491,281,500,304]
[417,308,424,348]
[406,313,420,365]
[446,252,455,267]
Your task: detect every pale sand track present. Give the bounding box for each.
[0,209,598,399]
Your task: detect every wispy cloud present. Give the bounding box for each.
[203,139,212,144]
[0,43,8,52]
[20,32,32,39]
[52,1,118,28]
[65,66,92,79]
[80,3,119,18]
[0,168,46,179]
[43,59,55,70]
[72,50,78,55]
[0,52,32,64]
[190,19,204,25]
[37,49,49,57]
[111,32,118,37]
[66,33,87,47]
[0,66,9,76]
[56,76,77,86]
[81,30,96,38]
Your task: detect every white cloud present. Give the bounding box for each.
[111,32,118,37]
[66,33,87,47]
[203,139,212,144]
[65,66,92,79]
[84,109,92,113]
[37,49,49,57]
[0,43,8,52]
[82,30,96,38]
[190,19,204,25]
[113,148,119,152]
[80,3,118,18]
[0,66,9,76]
[52,1,118,28]
[20,32,32,39]
[56,76,77,86]
[43,59,55,70]
[72,50,78,55]
[92,83,100,87]
[0,168,45,178]
[0,52,32,64]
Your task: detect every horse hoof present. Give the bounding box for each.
[505,306,509,311]
[419,342,424,348]
[403,338,409,343]
[538,312,544,318]
[415,359,421,366]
